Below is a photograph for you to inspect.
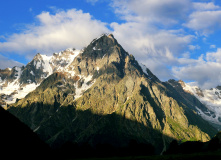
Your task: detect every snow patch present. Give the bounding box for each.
[34,126,40,132]
[34,60,42,69]
[102,54,106,59]
[27,79,32,83]
[93,46,101,51]
[41,55,53,75]
[74,75,95,99]
[30,70,35,76]
[0,80,40,104]
[139,63,149,75]
[184,84,221,107]
[14,67,22,79]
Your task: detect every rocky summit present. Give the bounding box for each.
[1,34,218,154]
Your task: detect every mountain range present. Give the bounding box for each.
[0,34,220,155]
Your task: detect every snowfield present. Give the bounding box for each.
[183,82,221,125]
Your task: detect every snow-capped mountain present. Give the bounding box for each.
[168,79,221,130]
[0,48,82,106]
[183,83,221,127]
[0,34,152,107]
[6,34,216,154]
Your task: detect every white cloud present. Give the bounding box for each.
[206,48,221,62]
[111,21,193,81]
[185,10,221,34]
[0,9,109,59]
[109,0,194,81]
[86,0,99,5]
[0,55,24,69]
[173,49,221,89]
[110,0,221,88]
[188,45,200,50]
[173,62,221,89]
[193,2,220,11]
[112,0,191,25]
[210,44,216,49]
[186,2,221,34]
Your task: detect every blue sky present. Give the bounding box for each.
[1,0,221,88]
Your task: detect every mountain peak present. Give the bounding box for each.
[89,33,118,46]
[4,33,218,155]
[79,33,128,63]
[33,53,43,60]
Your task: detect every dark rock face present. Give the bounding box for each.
[6,34,217,155]
[19,54,46,84]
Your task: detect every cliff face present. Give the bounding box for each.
[7,34,217,153]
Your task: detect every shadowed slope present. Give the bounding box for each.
[0,106,50,160]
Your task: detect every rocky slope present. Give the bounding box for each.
[167,80,221,130]
[6,34,217,154]
[0,48,81,107]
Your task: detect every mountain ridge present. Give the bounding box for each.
[168,79,221,130]
[0,47,83,106]
[1,34,218,154]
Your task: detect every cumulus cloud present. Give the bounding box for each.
[185,10,221,34]
[173,49,221,89]
[185,2,221,34]
[206,48,221,62]
[173,62,221,89]
[193,2,220,11]
[112,0,191,25]
[0,55,24,69]
[0,9,109,59]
